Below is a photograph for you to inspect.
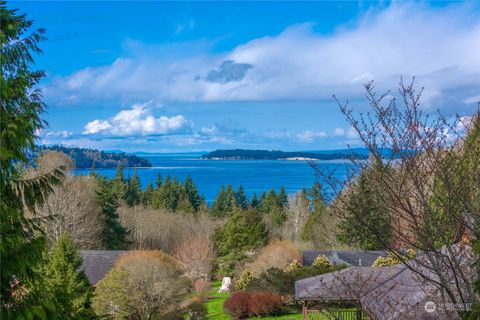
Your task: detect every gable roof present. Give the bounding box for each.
[80,250,126,285]
[303,250,386,267]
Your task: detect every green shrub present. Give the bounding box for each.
[373,249,415,267]
[286,259,302,273]
[246,268,294,297]
[234,270,257,291]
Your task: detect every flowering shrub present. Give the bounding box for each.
[234,270,257,291]
[286,259,302,273]
[312,255,331,269]
[223,291,283,319]
[373,249,416,267]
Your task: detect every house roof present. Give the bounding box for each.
[296,244,475,320]
[80,250,126,285]
[302,250,386,267]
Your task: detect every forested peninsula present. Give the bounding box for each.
[38,146,151,168]
[201,149,369,160]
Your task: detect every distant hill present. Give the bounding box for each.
[38,145,151,168]
[201,149,369,160]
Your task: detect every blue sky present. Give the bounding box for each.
[12,1,480,152]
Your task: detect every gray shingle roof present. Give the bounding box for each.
[302,250,386,267]
[296,244,475,320]
[80,250,127,285]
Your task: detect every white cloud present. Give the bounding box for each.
[296,130,327,143]
[44,130,74,138]
[333,127,345,136]
[82,102,191,137]
[44,3,480,112]
[463,95,480,105]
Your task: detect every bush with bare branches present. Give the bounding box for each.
[244,240,300,275]
[34,152,104,249]
[173,234,215,287]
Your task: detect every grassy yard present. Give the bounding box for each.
[204,281,303,320]
[204,281,359,320]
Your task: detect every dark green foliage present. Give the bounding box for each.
[212,208,268,274]
[302,181,328,243]
[211,185,236,217]
[251,193,259,208]
[113,163,127,200]
[96,177,130,249]
[246,268,294,297]
[259,189,287,227]
[183,175,204,212]
[0,3,63,318]
[38,234,94,319]
[141,182,154,207]
[246,263,344,301]
[37,145,151,168]
[337,162,392,250]
[235,185,250,209]
[125,169,141,207]
[150,175,204,213]
[202,149,368,160]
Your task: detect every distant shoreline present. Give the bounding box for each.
[201,149,368,161]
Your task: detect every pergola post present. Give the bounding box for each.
[301,301,308,320]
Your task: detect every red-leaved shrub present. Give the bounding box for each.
[223,291,283,319]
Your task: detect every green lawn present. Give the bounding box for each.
[204,281,303,320]
[204,282,356,320]
[205,281,230,320]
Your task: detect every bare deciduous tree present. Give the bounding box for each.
[312,79,478,318]
[33,152,104,249]
[284,192,311,243]
[173,234,215,289]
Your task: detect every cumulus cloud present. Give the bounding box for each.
[82,102,192,137]
[44,3,480,111]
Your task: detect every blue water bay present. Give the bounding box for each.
[74,153,352,204]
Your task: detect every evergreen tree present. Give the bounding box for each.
[302,181,328,243]
[97,177,129,249]
[141,182,154,207]
[224,184,236,210]
[261,189,286,226]
[337,162,392,250]
[39,233,94,319]
[278,186,288,208]
[212,185,228,217]
[113,163,127,200]
[235,185,249,209]
[155,173,162,189]
[125,169,141,207]
[212,207,268,256]
[250,193,259,208]
[184,175,203,212]
[0,4,63,317]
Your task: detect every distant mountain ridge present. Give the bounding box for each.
[201,149,370,160]
[38,145,152,168]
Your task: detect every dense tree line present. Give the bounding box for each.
[37,145,151,168]
[202,148,369,160]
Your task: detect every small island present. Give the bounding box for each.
[201,149,368,160]
[38,145,152,168]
